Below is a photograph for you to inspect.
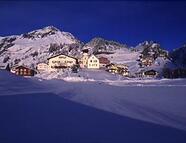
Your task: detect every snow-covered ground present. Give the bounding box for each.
[36,68,186,86]
[1,70,186,142]
[36,74,186,131]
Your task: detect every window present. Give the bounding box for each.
[28,70,31,75]
[52,61,60,63]
[90,60,92,62]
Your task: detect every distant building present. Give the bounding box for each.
[79,53,89,68]
[106,63,119,74]
[141,57,154,67]
[37,62,48,73]
[98,57,110,68]
[48,54,78,72]
[143,69,158,78]
[87,55,99,69]
[119,65,129,76]
[106,63,129,76]
[13,65,36,76]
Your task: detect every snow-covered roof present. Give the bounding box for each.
[47,53,77,60]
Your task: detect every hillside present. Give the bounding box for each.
[0,26,82,67]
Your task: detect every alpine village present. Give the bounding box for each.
[0,26,186,79]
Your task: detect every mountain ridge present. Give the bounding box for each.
[0,26,185,77]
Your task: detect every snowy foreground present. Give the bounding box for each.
[0,70,186,143]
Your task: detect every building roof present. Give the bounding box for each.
[47,54,77,60]
[99,57,110,64]
[37,62,48,65]
[14,65,36,71]
[88,54,99,59]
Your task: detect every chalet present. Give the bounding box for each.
[0,63,10,71]
[106,63,118,73]
[48,54,78,72]
[13,65,36,76]
[118,65,129,76]
[106,63,129,76]
[87,55,99,69]
[37,62,48,73]
[143,69,158,78]
[98,57,110,68]
[141,57,154,67]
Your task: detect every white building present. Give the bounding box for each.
[37,63,48,73]
[79,53,89,68]
[48,54,77,72]
[87,55,99,69]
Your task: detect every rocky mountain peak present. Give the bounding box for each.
[21,26,61,40]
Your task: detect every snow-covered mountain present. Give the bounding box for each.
[136,41,168,58]
[0,26,82,67]
[135,41,173,73]
[83,37,128,54]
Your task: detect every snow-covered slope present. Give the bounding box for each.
[1,70,186,132]
[0,71,45,95]
[0,26,82,67]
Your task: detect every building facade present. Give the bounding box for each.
[143,70,158,78]
[87,55,99,69]
[141,57,154,67]
[98,57,110,68]
[79,53,89,68]
[106,63,129,76]
[48,54,77,72]
[14,65,36,76]
[37,63,48,73]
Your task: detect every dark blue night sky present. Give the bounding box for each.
[0,1,186,50]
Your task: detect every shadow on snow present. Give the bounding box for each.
[0,93,186,143]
